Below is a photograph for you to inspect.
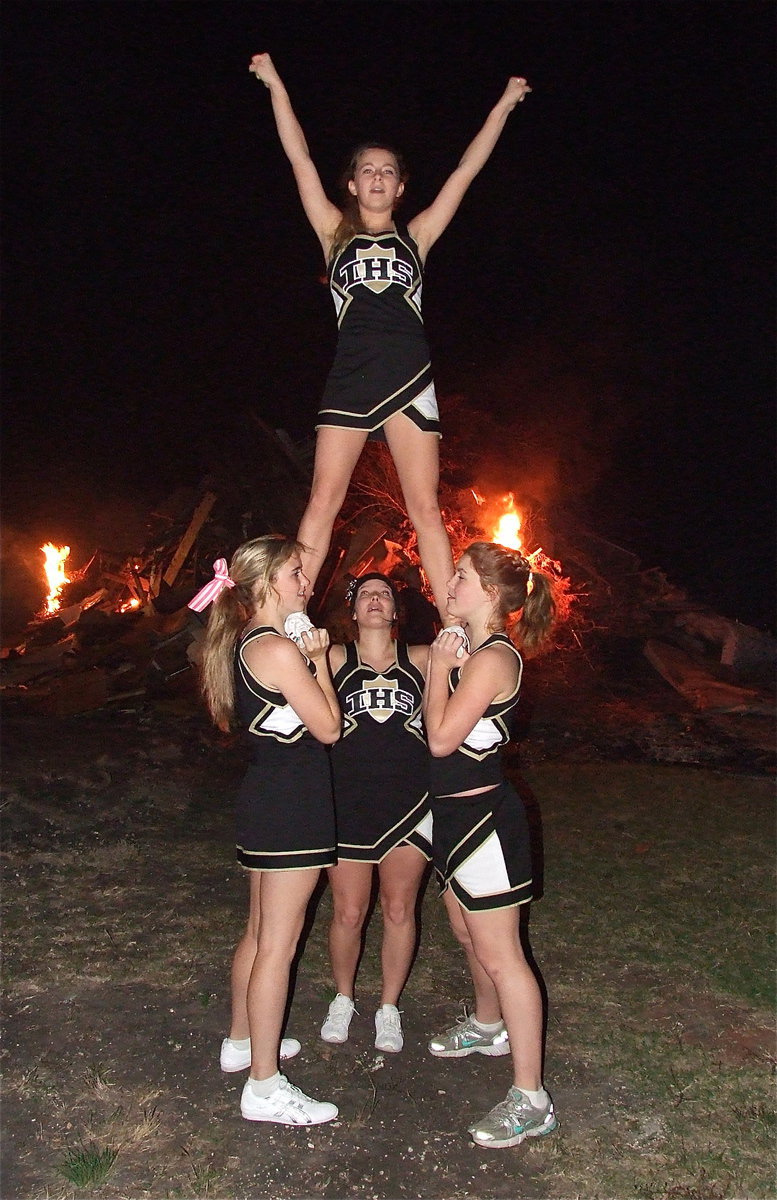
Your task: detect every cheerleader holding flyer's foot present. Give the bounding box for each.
[423,542,560,1149]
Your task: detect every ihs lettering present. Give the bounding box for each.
[337,257,414,290]
[344,688,415,716]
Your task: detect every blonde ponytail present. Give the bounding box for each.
[200,536,303,730]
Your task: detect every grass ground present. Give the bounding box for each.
[2,712,775,1200]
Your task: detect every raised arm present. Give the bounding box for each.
[408,76,531,262]
[249,53,342,256]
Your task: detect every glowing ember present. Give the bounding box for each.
[492,493,523,552]
[471,489,485,505]
[119,597,141,613]
[41,543,71,614]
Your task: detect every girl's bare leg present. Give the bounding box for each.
[383,414,455,623]
[297,426,369,593]
[234,869,320,1081]
[442,888,502,1025]
[228,869,263,1041]
[377,844,428,1005]
[326,860,374,997]
[462,903,544,1092]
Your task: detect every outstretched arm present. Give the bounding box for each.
[408,76,531,261]
[249,53,342,256]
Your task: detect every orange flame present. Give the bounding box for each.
[41,543,70,614]
[492,493,523,552]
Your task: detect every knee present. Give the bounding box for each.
[449,922,474,954]
[254,937,298,969]
[332,901,367,933]
[471,948,518,985]
[380,894,414,928]
[306,478,348,521]
[404,494,444,532]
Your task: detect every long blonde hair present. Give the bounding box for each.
[200,536,303,731]
[329,143,409,263]
[466,542,557,654]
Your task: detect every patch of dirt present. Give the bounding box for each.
[1,639,774,1199]
[645,994,777,1069]
[2,700,559,1200]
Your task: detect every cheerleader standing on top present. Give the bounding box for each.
[249,52,531,628]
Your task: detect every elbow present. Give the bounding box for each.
[320,723,341,745]
[428,733,455,758]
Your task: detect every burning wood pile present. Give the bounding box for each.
[0,442,568,717]
[2,431,774,723]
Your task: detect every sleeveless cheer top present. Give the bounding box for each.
[235,626,318,752]
[318,224,440,438]
[331,640,427,783]
[429,633,524,796]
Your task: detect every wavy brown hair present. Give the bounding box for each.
[200,536,304,731]
[466,541,557,654]
[329,143,409,263]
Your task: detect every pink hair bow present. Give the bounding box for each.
[187,558,236,612]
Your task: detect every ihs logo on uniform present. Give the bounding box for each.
[344,675,415,722]
[337,244,414,294]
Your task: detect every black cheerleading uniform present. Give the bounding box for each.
[330,641,431,862]
[234,626,336,872]
[430,634,533,912]
[318,225,440,442]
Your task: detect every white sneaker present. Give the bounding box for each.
[284,611,315,649]
[220,1036,301,1072]
[443,624,470,657]
[240,1075,338,1125]
[374,1004,403,1053]
[320,994,356,1044]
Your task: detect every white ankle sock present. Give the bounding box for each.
[473,1017,503,1034]
[247,1072,281,1097]
[515,1086,548,1107]
[227,1036,250,1051]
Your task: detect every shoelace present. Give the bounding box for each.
[499,1094,546,1128]
[449,1013,479,1039]
[277,1081,315,1116]
[331,997,358,1016]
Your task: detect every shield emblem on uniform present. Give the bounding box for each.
[356,243,395,294]
[363,674,397,723]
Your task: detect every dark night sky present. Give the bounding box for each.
[2,1,774,628]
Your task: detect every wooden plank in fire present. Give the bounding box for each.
[159,492,217,593]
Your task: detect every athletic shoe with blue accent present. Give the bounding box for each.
[428,1014,510,1058]
[469,1086,558,1149]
